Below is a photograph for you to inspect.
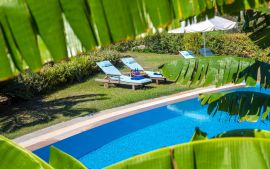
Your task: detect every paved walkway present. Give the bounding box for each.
[14,84,245,151]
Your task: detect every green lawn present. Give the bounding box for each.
[0,52,194,139]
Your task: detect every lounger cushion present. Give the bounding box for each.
[122,58,164,78]
[131,76,145,80]
[121,58,144,71]
[110,75,151,84]
[96,61,122,76]
[179,51,195,59]
[126,58,136,64]
[98,61,112,67]
[144,71,164,78]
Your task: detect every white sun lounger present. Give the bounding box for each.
[95,61,152,90]
[179,50,195,59]
[199,48,214,56]
[121,57,166,84]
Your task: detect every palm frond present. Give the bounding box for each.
[215,129,270,138]
[199,91,270,122]
[190,127,208,141]
[105,138,270,169]
[0,0,269,80]
[191,128,270,140]
[160,56,262,87]
[0,135,53,169]
[49,146,87,169]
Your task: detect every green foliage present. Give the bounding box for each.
[0,77,33,100]
[190,127,208,141]
[197,59,270,122]
[199,91,270,122]
[0,135,88,169]
[182,33,203,54]
[113,33,184,54]
[105,137,270,169]
[50,146,87,169]
[161,56,270,123]
[106,148,172,169]
[180,32,268,60]
[0,135,53,169]
[1,0,268,80]
[113,32,270,62]
[160,56,255,86]
[206,33,263,59]
[216,129,270,139]
[191,128,270,140]
[142,33,184,54]
[0,49,122,99]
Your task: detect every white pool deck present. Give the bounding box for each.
[14,84,245,151]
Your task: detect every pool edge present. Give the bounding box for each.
[14,84,245,151]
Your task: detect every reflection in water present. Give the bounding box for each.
[167,105,209,121]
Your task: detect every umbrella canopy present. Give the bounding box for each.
[168,16,237,56]
[169,16,237,33]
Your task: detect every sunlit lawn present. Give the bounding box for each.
[0,52,195,139]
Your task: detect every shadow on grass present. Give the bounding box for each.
[0,94,108,134]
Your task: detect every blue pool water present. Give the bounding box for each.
[35,86,270,169]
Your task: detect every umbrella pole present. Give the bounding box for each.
[203,32,206,56]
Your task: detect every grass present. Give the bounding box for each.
[0,52,195,139]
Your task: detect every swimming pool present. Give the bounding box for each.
[34,85,270,169]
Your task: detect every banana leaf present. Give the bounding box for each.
[191,128,270,140]
[25,0,67,62]
[49,146,87,169]
[0,135,53,169]
[199,91,270,122]
[0,25,14,81]
[105,138,270,169]
[60,0,97,50]
[0,0,269,81]
[105,148,172,169]
[190,127,208,141]
[216,129,270,138]
[160,56,260,87]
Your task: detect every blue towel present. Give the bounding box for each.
[154,73,162,75]
[131,76,145,80]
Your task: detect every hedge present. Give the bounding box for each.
[0,49,122,100]
[113,32,270,62]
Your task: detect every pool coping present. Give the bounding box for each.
[14,84,245,151]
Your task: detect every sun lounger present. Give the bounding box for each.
[95,61,152,90]
[121,57,166,84]
[199,48,214,56]
[179,50,195,59]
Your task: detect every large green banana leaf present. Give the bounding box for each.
[49,146,87,169]
[0,135,53,169]
[159,56,261,87]
[216,129,270,138]
[0,135,89,169]
[161,57,270,122]
[105,138,270,169]
[199,91,270,122]
[0,0,269,81]
[191,128,270,141]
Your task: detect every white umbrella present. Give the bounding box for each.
[169,16,237,56]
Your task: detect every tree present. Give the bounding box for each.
[0,0,269,81]
[1,0,270,168]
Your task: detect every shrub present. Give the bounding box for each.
[113,31,269,62]
[112,32,184,54]
[182,33,203,54]
[142,33,183,54]
[111,40,140,52]
[206,33,260,58]
[0,49,122,100]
